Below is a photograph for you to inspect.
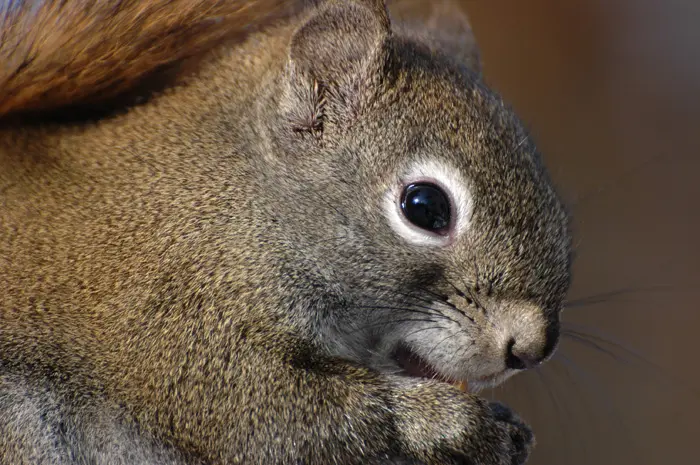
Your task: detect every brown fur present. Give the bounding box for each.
[0,0,308,117]
[0,1,571,464]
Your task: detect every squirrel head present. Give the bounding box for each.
[1,0,572,393]
[255,0,572,390]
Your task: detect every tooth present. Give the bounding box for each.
[456,380,468,392]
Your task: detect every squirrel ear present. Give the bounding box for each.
[284,0,391,134]
[289,0,390,82]
[388,0,481,74]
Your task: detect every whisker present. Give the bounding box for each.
[561,323,699,397]
[366,291,460,313]
[444,279,467,299]
[426,329,463,360]
[538,362,595,464]
[564,284,676,309]
[412,285,451,305]
[441,278,479,322]
[534,369,590,457]
[554,353,644,462]
[561,331,630,366]
[366,288,476,327]
[393,288,446,308]
[408,285,476,323]
[345,317,438,335]
[460,274,488,316]
[534,368,566,435]
[402,325,452,341]
[453,339,476,367]
[546,358,602,465]
[345,304,459,326]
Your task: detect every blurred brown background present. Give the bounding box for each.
[457,0,699,464]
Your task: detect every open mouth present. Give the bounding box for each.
[393,343,469,393]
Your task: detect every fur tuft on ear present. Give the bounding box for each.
[284,0,391,135]
[387,0,481,73]
[290,0,390,84]
[0,0,307,118]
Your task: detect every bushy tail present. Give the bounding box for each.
[0,0,306,118]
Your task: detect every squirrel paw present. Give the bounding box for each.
[392,381,534,465]
[484,401,535,465]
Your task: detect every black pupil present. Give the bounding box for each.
[400,183,451,233]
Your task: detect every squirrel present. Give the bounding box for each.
[0,0,572,464]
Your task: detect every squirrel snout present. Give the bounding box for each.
[505,337,545,370]
[499,302,559,371]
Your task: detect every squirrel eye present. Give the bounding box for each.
[400,183,451,234]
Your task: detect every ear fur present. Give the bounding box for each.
[0,0,307,119]
[387,0,481,73]
[284,0,391,135]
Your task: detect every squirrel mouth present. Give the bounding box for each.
[393,343,469,393]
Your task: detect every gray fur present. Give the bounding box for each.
[0,0,571,464]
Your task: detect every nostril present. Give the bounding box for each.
[505,338,540,370]
[505,338,526,370]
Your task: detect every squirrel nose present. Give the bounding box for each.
[498,302,560,371]
[504,337,542,370]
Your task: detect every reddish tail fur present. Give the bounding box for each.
[0,0,307,117]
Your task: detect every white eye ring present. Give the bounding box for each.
[384,158,474,247]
